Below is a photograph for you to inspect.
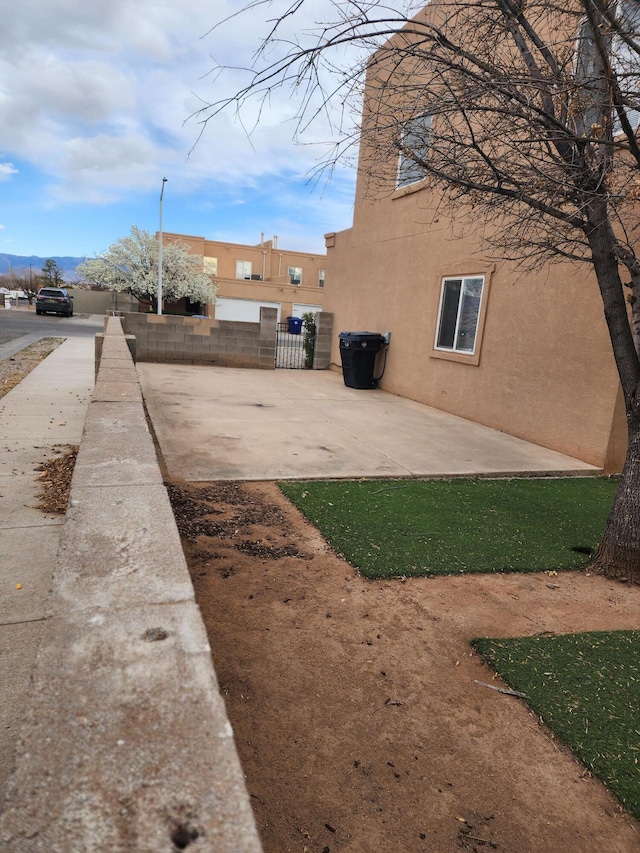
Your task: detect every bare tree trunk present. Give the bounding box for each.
[591,410,640,582]
[587,208,640,581]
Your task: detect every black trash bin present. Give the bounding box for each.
[339,331,386,389]
[287,316,303,335]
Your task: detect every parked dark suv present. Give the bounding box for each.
[36,288,74,317]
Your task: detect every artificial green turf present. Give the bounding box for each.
[472,631,640,820]
[279,477,616,578]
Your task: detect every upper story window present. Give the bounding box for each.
[288,266,302,285]
[435,276,484,355]
[613,0,640,132]
[236,260,252,280]
[573,13,610,135]
[396,114,432,189]
[318,269,325,288]
[574,1,640,135]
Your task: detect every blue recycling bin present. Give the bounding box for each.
[287,316,303,335]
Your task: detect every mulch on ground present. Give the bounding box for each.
[35,446,78,514]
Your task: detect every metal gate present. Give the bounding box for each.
[275,321,314,369]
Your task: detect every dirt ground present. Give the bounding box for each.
[0,337,61,399]
[166,479,640,853]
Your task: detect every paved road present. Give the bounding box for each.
[0,308,103,362]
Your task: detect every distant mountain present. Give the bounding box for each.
[0,253,87,281]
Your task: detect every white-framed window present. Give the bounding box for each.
[574,2,640,135]
[435,276,484,355]
[318,269,325,288]
[236,260,252,280]
[288,266,302,285]
[613,0,640,133]
[396,114,432,189]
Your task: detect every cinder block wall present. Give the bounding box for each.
[0,317,263,852]
[120,308,277,369]
[313,312,334,370]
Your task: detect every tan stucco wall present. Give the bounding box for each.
[163,233,326,319]
[319,0,629,471]
[323,188,626,470]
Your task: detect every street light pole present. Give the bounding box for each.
[157,177,168,315]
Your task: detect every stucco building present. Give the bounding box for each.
[164,232,326,323]
[321,4,627,473]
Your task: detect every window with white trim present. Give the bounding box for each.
[573,16,605,135]
[574,2,640,135]
[396,114,432,189]
[435,276,484,354]
[318,269,325,288]
[288,266,302,285]
[613,0,640,132]
[236,260,252,280]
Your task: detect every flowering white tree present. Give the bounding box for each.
[77,226,217,309]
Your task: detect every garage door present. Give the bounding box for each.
[291,303,323,318]
[214,298,281,322]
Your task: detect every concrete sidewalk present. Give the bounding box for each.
[137,364,600,481]
[0,334,96,803]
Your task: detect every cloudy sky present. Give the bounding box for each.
[0,0,360,259]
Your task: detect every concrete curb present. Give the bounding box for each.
[0,317,263,852]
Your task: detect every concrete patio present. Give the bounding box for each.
[137,364,600,482]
